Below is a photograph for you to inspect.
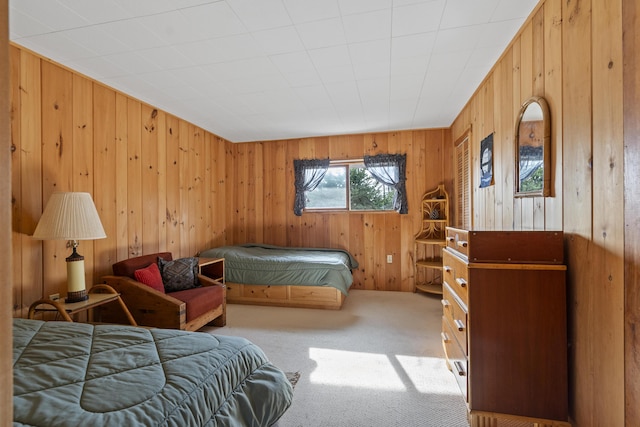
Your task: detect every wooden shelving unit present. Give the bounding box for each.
[414,184,449,294]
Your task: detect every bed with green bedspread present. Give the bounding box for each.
[13,318,292,427]
[199,244,359,295]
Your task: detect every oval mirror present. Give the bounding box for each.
[514,96,550,197]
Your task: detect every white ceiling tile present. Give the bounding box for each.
[179,2,247,39]
[283,0,340,23]
[18,32,95,61]
[61,27,130,57]
[391,55,429,76]
[390,74,424,100]
[252,27,305,56]
[9,7,54,38]
[433,26,483,53]
[296,18,347,50]
[391,32,436,59]
[12,0,89,32]
[476,19,524,48]
[308,45,351,69]
[316,65,356,84]
[440,0,500,29]
[282,69,323,87]
[179,34,262,65]
[56,0,132,24]
[227,0,292,31]
[492,0,539,21]
[358,78,389,104]
[392,1,445,37]
[137,11,204,45]
[294,86,334,109]
[349,39,390,64]
[103,50,162,74]
[100,19,167,51]
[338,0,391,16]
[352,60,389,80]
[65,56,129,79]
[137,46,196,70]
[342,9,391,43]
[270,51,315,74]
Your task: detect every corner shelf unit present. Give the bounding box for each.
[414,184,449,294]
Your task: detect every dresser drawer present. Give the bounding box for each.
[442,317,468,401]
[446,227,469,257]
[443,249,468,305]
[442,282,468,355]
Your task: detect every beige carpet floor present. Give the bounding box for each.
[202,289,469,427]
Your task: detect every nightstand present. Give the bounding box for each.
[28,284,137,326]
[198,257,224,285]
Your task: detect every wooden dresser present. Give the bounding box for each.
[441,227,569,427]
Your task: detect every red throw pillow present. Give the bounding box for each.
[134,263,165,293]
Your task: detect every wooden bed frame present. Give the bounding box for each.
[225,282,346,310]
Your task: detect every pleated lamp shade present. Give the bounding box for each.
[33,192,106,302]
[33,192,106,241]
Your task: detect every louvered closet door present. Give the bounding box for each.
[455,134,471,229]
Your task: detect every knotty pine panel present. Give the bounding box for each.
[623,2,640,426]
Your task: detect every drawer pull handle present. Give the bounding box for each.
[443,265,452,273]
[456,240,468,248]
[456,278,467,288]
[446,236,455,242]
[454,319,465,331]
[441,332,450,343]
[441,299,450,308]
[454,361,466,376]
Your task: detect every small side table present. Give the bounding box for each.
[28,284,137,326]
[198,257,225,285]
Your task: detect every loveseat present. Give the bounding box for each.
[101,252,226,331]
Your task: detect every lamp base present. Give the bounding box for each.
[65,289,89,303]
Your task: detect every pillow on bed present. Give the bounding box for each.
[158,256,199,292]
[134,263,165,293]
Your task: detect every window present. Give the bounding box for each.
[305,162,394,211]
[293,154,408,215]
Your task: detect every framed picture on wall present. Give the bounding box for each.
[480,133,494,188]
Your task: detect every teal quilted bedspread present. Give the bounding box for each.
[13,318,292,427]
[199,244,358,295]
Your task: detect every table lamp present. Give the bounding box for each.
[32,192,106,303]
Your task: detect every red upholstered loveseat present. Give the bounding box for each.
[101,252,226,331]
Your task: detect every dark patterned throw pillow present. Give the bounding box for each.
[157,256,200,293]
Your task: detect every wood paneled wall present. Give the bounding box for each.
[226,130,452,292]
[9,46,231,317]
[1,0,13,424]
[450,1,625,426]
[10,44,451,311]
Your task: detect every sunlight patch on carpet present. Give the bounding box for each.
[308,348,461,395]
[309,348,405,391]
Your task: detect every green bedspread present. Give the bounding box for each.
[13,318,292,427]
[199,244,359,295]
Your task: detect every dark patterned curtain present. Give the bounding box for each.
[293,158,330,216]
[364,153,408,214]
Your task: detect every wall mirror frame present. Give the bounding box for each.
[514,96,551,197]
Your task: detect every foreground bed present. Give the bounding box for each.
[199,244,358,310]
[13,318,293,427]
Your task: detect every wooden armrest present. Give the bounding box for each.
[198,274,225,288]
[101,275,186,329]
